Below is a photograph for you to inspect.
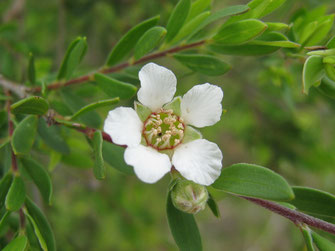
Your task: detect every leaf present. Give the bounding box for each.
[248,0,286,19]
[327,35,335,49]
[92,131,105,180]
[165,0,191,43]
[0,211,11,232]
[302,56,324,95]
[5,175,26,211]
[11,96,49,115]
[21,158,53,205]
[207,192,220,218]
[28,52,36,85]
[3,235,28,251]
[37,117,70,154]
[134,26,167,60]
[25,197,56,251]
[102,142,133,175]
[186,0,212,22]
[290,187,335,219]
[212,163,294,201]
[94,73,137,99]
[311,232,335,251]
[70,98,119,120]
[106,16,159,66]
[213,19,267,45]
[248,32,300,48]
[317,77,335,100]
[0,172,13,208]
[12,115,38,155]
[302,15,334,47]
[324,64,335,82]
[57,37,87,80]
[24,211,48,251]
[301,226,315,251]
[166,191,202,251]
[265,22,289,32]
[174,53,230,76]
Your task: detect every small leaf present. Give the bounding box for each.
[174,54,231,76]
[265,22,289,32]
[207,192,220,218]
[327,35,335,49]
[183,126,202,144]
[323,56,335,64]
[24,211,48,251]
[25,197,56,251]
[5,175,26,211]
[312,232,335,251]
[324,64,335,82]
[213,19,267,45]
[212,163,294,201]
[102,142,134,175]
[106,16,159,66]
[21,158,53,205]
[167,191,202,251]
[28,52,36,85]
[94,73,137,99]
[248,0,286,19]
[301,226,315,251]
[163,97,181,116]
[57,37,87,80]
[186,0,212,22]
[93,131,105,180]
[317,77,335,100]
[12,115,38,155]
[290,186,335,219]
[0,211,11,232]
[248,32,300,48]
[302,56,324,95]
[134,26,167,60]
[11,96,49,115]
[165,0,191,42]
[0,172,13,208]
[37,118,70,154]
[3,235,28,251]
[70,98,120,120]
[134,102,151,122]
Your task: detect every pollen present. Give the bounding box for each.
[143,109,185,150]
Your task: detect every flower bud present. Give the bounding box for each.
[170,180,208,214]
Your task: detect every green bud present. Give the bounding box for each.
[171,180,208,214]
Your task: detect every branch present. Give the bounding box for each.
[0,75,28,98]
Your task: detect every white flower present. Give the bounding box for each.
[104,63,223,186]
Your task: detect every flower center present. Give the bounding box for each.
[143,108,185,150]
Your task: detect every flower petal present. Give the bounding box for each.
[125,145,171,183]
[104,107,143,147]
[181,83,223,128]
[138,63,177,111]
[172,139,223,186]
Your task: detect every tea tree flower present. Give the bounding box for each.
[104,63,223,186]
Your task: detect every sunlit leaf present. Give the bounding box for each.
[24,211,48,251]
[301,226,315,251]
[11,96,49,115]
[302,56,324,95]
[186,0,212,22]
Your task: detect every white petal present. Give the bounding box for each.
[138,63,177,111]
[103,107,143,147]
[172,139,223,186]
[181,83,223,128]
[125,145,171,183]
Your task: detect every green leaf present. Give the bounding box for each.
[207,192,220,218]
[248,0,286,19]
[24,211,48,251]
[302,56,324,95]
[166,191,202,251]
[11,96,49,115]
[21,158,53,205]
[186,0,212,22]
[94,73,137,99]
[324,64,335,82]
[265,22,289,32]
[212,163,294,201]
[92,131,105,180]
[3,235,28,251]
[28,52,36,85]
[248,32,300,48]
[174,53,230,76]
[5,175,26,211]
[134,26,167,60]
[301,226,315,251]
[12,115,38,155]
[0,211,11,232]
[311,232,335,251]
[106,16,159,66]
[134,102,151,122]
[102,142,133,175]
[165,0,191,43]
[37,117,70,154]
[213,19,267,45]
[323,56,335,65]
[290,187,335,219]
[0,172,13,208]
[70,98,119,120]
[25,197,56,251]
[57,37,87,80]
[163,97,182,116]
[317,77,335,100]
[327,35,335,49]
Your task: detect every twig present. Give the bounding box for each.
[0,75,28,98]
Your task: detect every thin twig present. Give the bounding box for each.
[0,75,28,98]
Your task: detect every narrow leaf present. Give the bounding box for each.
[11,96,49,115]
[265,22,289,32]
[212,163,294,201]
[134,26,167,60]
[311,231,335,251]
[5,175,26,211]
[93,131,105,180]
[21,158,53,205]
[186,0,212,22]
[317,77,335,100]
[106,16,159,66]
[12,115,38,155]
[302,56,324,95]
[174,53,230,76]
[3,235,28,251]
[25,197,56,251]
[166,191,202,251]
[0,172,13,208]
[165,0,191,42]
[207,192,220,218]
[24,211,48,251]
[95,73,137,99]
[301,226,315,251]
[28,52,36,85]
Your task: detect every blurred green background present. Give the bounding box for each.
[1,0,335,250]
